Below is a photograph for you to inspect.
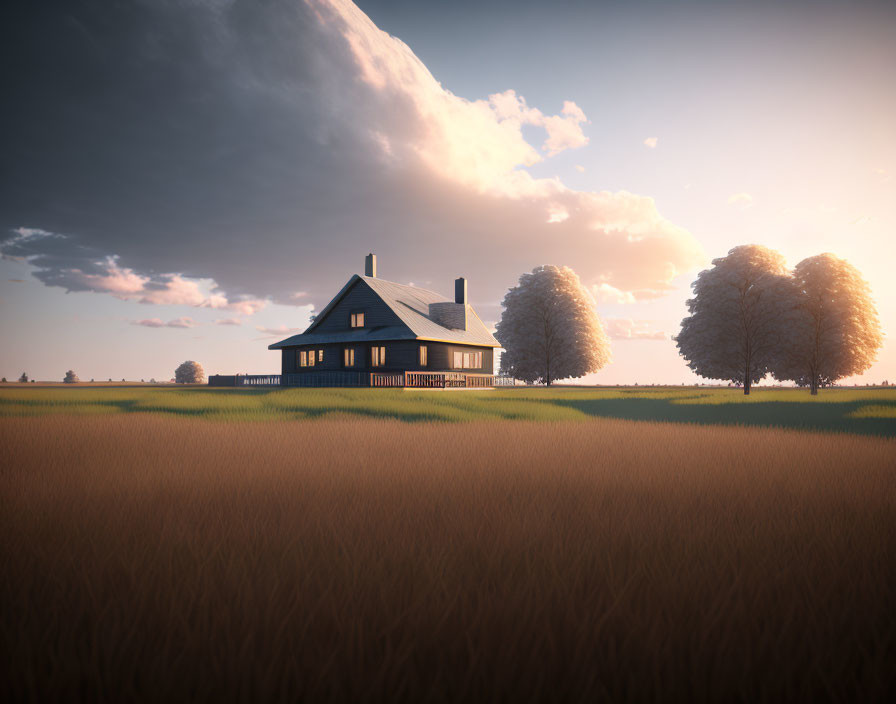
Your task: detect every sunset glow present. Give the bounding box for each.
[1,0,893,385]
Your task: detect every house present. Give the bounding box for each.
[266,254,501,387]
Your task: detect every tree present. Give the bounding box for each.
[19,372,28,383]
[175,360,206,384]
[63,370,79,384]
[495,265,610,386]
[771,253,882,395]
[676,245,791,394]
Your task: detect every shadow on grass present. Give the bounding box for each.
[553,398,896,437]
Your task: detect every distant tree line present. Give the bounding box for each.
[676,245,882,394]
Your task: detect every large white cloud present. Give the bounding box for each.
[1,0,704,316]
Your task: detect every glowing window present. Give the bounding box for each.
[371,346,386,367]
[351,312,365,328]
[452,350,482,369]
[419,345,428,366]
[344,348,355,367]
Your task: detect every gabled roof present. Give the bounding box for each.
[269,275,500,349]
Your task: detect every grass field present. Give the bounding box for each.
[1,385,895,435]
[2,388,894,701]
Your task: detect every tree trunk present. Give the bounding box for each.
[810,375,818,395]
[743,362,751,395]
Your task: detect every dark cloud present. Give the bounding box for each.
[1,0,703,314]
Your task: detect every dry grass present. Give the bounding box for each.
[2,416,894,702]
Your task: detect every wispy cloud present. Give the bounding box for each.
[215,317,242,326]
[255,325,303,338]
[7,279,25,283]
[727,192,753,207]
[643,137,658,149]
[592,283,636,305]
[133,317,199,329]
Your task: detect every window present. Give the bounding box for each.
[344,348,355,367]
[452,350,482,369]
[351,312,365,328]
[419,345,428,366]
[307,351,315,367]
[318,350,324,362]
[371,346,386,367]
[298,350,307,367]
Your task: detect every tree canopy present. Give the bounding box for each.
[495,265,610,386]
[175,361,206,384]
[63,370,79,384]
[771,253,882,394]
[676,245,791,394]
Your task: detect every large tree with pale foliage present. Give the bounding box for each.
[676,245,791,394]
[770,253,882,394]
[175,360,205,384]
[63,370,79,384]
[495,265,610,386]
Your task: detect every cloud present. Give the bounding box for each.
[643,137,658,149]
[7,279,24,283]
[166,317,198,328]
[0,0,704,314]
[574,165,585,173]
[727,192,754,207]
[592,283,636,304]
[604,318,666,341]
[255,324,304,338]
[133,317,198,328]
[215,317,242,326]
[2,229,268,313]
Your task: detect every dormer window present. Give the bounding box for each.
[351,312,365,328]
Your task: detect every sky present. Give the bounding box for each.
[1,0,894,384]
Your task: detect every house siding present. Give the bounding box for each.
[282,341,493,375]
[311,279,404,332]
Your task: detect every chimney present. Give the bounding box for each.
[430,277,469,331]
[365,253,376,278]
[455,277,467,305]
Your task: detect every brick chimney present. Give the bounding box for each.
[365,253,376,278]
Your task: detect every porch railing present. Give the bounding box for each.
[405,371,494,388]
[286,371,368,387]
[210,372,495,388]
[235,374,282,387]
[370,372,406,387]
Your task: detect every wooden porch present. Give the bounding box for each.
[209,372,496,388]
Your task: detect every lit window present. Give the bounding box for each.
[419,345,428,366]
[351,312,365,328]
[344,348,355,367]
[307,351,315,367]
[452,350,482,369]
[371,346,386,367]
[299,350,307,367]
[318,350,324,362]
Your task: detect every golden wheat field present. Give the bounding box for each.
[2,413,894,702]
